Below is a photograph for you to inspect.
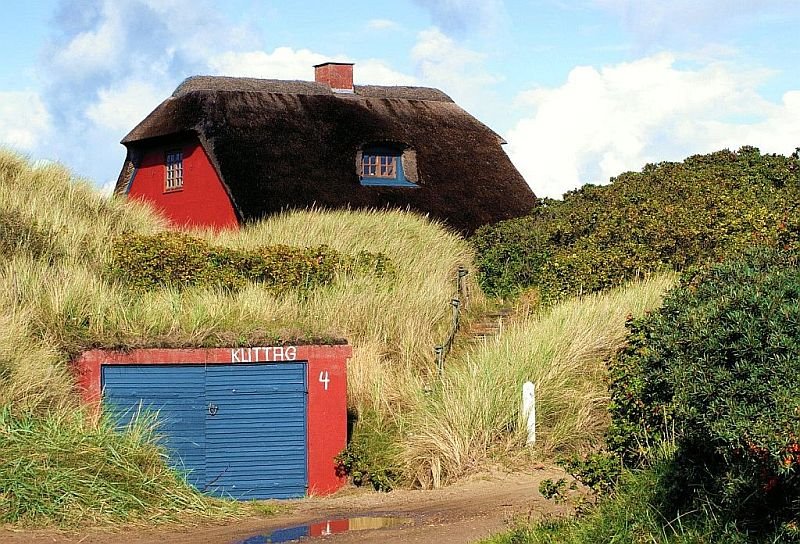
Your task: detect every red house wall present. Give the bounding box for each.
[127,138,239,230]
[73,345,350,496]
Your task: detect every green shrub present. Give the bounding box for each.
[607,247,800,529]
[558,452,621,497]
[334,410,402,492]
[483,458,796,544]
[538,478,568,501]
[472,147,800,301]
[107,232,394,292]
[536,453,622,516]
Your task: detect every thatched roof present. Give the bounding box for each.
[117,75,537,233]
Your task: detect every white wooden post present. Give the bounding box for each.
[522,381,536,445]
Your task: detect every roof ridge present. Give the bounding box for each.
[172,75,453,103]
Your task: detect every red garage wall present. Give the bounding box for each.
[73,345,350,496]
[127,138,239,230]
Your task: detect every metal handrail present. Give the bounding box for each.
[435,266,469,376]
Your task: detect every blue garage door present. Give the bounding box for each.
[102,362,307,500]
[205,363,307,499]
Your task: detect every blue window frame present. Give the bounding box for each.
[359,146,418,187]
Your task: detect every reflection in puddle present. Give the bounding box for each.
[234,516,409,544]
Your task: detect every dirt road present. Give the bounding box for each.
[1,469,570,544]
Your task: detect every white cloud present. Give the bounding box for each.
[506,53,800,199]
[50,0,256,79]
[208,47,338,80]
[0,91,51,151]
[410,27,500,121]
[355,60,417,86]
[40,0,259,186]
[86,79,169,135]
[704,90,800,154]
[412,28,484,70]
[412,27,497,90]
[209,47,416,86]
[51,2,124,77]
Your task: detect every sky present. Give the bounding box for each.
[1,0,799,199]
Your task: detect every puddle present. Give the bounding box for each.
[233,516,409,544]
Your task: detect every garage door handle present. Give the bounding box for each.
[208,403,219,416]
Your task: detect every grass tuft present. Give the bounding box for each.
[0,405,237,526]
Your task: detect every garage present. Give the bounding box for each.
[74,345,350,499]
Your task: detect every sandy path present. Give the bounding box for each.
[0,468,570,544]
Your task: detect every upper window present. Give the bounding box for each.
[362,154,397,178]
[359,145,418,187]
[165,150,184,192]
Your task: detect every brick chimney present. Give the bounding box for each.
[314,62,354,93]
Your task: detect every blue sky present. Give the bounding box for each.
[1,0,799,198]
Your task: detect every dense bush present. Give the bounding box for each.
[472,146,800,301]
[108,232,394,292]
[334,410,402,492]
[487,458,800,544]
[607,247,800,530]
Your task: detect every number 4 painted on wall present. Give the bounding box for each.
[319,371,330,391]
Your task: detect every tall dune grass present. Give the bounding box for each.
[402,275,675,488]
[0,407,236,526]
[210,210,484,413]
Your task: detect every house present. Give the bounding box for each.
[114,63,537,233]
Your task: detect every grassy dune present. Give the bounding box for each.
[0,149,477,524]
[209,209,483,413]
[403,275,674,488]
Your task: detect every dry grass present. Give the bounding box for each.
[209,209,484,413]
[402,275,676,488]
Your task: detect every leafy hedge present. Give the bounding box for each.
[334,410,402,492]
[472,146,800,301]
[108,232,394,292]
[607,247,800,530]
